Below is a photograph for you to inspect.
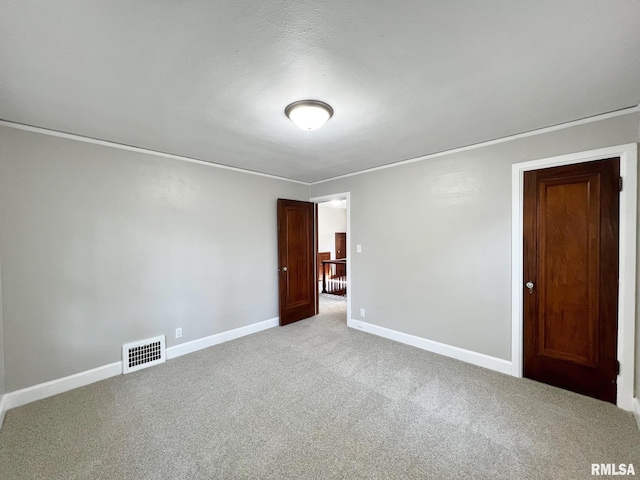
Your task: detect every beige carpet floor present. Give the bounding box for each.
[0,295,639,479]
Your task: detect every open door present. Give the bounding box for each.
[277,199,317,326]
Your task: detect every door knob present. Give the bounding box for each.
[282,267,288,272]
[526,281,534,294]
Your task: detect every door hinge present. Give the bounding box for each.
[616,360,620,375]
[619,177,623,192]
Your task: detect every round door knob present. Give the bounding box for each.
[282,267,288,272]
[526,281,535,294]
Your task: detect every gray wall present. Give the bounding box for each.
[0,252,4,398]
[0,113,638,398]
[311,113,640,365]
[0,126,308,392]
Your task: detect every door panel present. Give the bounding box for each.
[523,158,619,403]
[277,199,316,326]
[538,176,599,367]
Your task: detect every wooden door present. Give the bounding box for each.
[335,232,346,277]
[277,199,317,326]
[523,158,620,403]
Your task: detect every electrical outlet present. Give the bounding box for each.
[360,308,365,317]
[175,327,182,339]
[356,244,362,253]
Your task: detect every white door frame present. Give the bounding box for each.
[310,192,351,322]
[511,143,638,410]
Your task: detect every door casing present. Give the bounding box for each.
[310,192,351,321]
[511,143,637,410]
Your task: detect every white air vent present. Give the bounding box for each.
[122,335,166,374]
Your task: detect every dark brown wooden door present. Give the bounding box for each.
[335,232,346,277]
[523,158,620,403]
[277,199,316,326]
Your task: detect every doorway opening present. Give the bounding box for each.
[312,193,351,324]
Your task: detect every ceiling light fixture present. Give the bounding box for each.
[285,100,333,131]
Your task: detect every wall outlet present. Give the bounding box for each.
[356,244,362,253]
[175,327,182,339]
[360,308,365,317]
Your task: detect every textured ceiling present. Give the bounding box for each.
[1,1,639,182]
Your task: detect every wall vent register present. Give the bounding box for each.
[122,335,166,374]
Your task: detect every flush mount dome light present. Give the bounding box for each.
[285,100,333,131]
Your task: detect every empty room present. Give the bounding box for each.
[1,1,640,479]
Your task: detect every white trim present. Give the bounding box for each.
[2,108,638,187]
[0,120,308,185]
[166,317,279,360]
[310,192,352,323]
[312,107,639,185]
[0,317,279,426]
[633,398,640,432]
[511,143,638,411]
[348,319,513,375]
[3,362,122,412]
[0,394,6,429]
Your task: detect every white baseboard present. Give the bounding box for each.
[3,362,123,412]
[348,318,513,375]
[0,394,6,430]
[166,317,279,360]
[633,398,640,432]
[0,317,280,427]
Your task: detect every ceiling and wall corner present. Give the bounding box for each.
[309,108,640,185]
[1,1,639,183]
[1,107,639,189]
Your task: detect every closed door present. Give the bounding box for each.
[523,158,620,403]
[335,232,346,277]
[277,199,317,325]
